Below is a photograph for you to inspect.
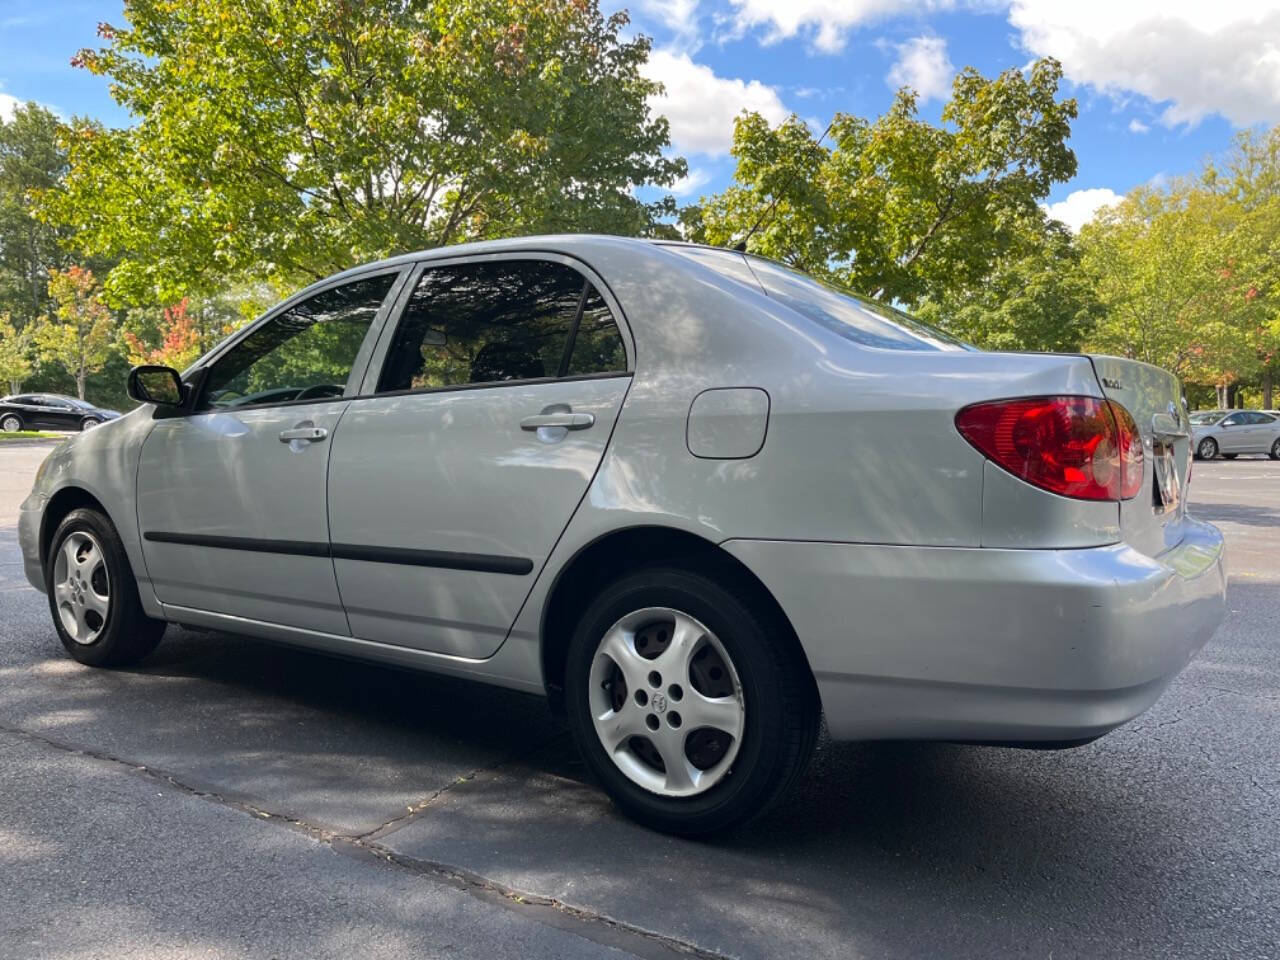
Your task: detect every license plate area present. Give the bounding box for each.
[1152,441,1181,513]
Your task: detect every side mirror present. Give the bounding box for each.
[128,365,185,407]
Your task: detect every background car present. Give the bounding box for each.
[1191,409,1280,460]
[0,393,122,432]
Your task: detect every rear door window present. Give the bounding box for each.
[377,259,626,393]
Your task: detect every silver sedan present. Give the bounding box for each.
[1191,409,1280,460]
[17,236,1227,834]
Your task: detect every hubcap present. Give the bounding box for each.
[1,416,18,432]
[588,607,745,798]
[1199,440,1215,458]
[52,531,110,645]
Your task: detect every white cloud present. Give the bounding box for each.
[0,93,21,123]
[1007,1,1280,127]
[1041,187,1122,232]
[642,49,790,156]
[670,167,713,196]
[726,0,978,53]
[1128,118,1150,134]
[885,35,955,102]
[632,0,702,53]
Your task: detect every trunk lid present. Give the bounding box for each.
[1087,354,1191,557]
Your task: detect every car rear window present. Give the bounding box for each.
[664,245,970,352]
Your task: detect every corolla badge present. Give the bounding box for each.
[1101,377,1124,390]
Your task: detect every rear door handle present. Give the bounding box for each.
[279,426,328,443]
[520,413,594,431]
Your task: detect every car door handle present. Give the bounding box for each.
[520,413,595,431]
[279,426,328,443]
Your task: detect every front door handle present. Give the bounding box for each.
[279,426,328,443]
[520,412,595,431]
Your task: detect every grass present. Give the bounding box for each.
[0,430,62,441]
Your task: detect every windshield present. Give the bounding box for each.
[664,244,971,352]
[1189,411,1226,425]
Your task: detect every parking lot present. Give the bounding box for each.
[1,440,1277,959]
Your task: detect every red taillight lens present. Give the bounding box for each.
[955,396,1145,502]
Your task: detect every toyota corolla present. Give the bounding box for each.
[18,235,1227,834]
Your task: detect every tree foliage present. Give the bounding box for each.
[0,315,33,393]
[36,266,115,399]
[0,102,71,329]
[694,58,1077,308]
[45,0,685,305]
[917,214,1102,351]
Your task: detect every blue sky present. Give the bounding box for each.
[2,1,1277,230]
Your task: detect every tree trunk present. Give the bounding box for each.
[1263,373,1274,410]
[76,371,87,401]
[1216,383,1228,408]
[1226,383,1239,409]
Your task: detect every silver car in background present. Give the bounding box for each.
[1191,409,1280,460]
[17,235,1227,834]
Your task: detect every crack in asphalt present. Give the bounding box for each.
[0,721,728,960]
[352,733,573,844]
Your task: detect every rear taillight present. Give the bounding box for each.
[956,396,1144,502]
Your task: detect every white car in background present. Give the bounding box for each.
[18,236,1228,834]
[1191,410,1280,460]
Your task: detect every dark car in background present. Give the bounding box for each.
[0,394,122,433]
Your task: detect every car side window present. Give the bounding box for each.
[377,259,625,393]
[202,273,396,409]
[1221,414,1243,426]
[564,285,628,377]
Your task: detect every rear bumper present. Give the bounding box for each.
[723,518,1226,743]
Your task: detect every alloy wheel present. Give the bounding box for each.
[588,607,745,798]
[52,530,111,645]
[1,415,19,432]
[1198,439,1217,460]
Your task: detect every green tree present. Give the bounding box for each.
[1079,184,1261,397]
[36,266,115,399]
[0,314,34,393]
[917,214,1101,351]
[695,58,1077,307]
[45,0,685,306]
[0,102,70,329]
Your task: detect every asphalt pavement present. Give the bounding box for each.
[1,440,1277,959]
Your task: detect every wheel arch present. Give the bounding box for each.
[539,524,819,715]
[40,486,114,569]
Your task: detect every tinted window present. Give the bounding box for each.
[665,245,968,352]
[378,259,617,393]
[203,273,395,409]
[1221,414,1244,426]
[565,286,627,376]
[744,256,969,352]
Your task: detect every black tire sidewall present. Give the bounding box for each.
[565,567,795,834]
[45,508,151,667]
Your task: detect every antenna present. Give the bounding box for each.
[732,118,835,253]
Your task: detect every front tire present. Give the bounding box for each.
[1196,437,1218,460]
[79,417,101,431]
[565,565,818,835]
[1271,438,1280,461]
[45,508,165,667]
[1,413,22,432]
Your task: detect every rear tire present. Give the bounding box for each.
[45,508,165,667]
[79,417,101,431]
[1196,438,1218,460]
[1270,438,1280,461]
[1,413,22,432]
[565,564,818,836]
